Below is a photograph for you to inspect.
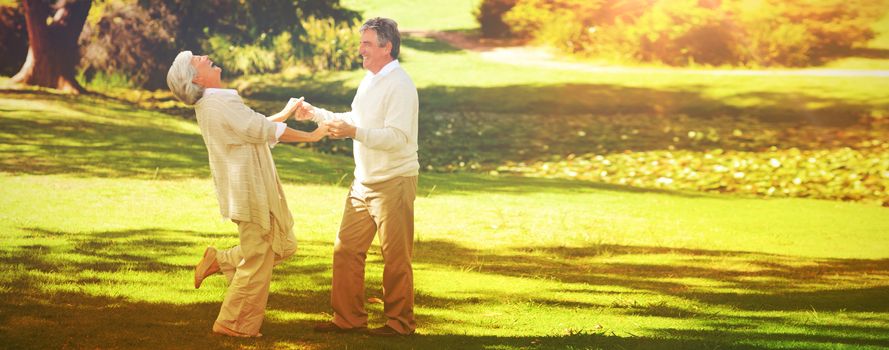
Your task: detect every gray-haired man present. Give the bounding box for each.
[296,17,419,336]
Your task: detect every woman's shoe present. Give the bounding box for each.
[212,322,262,338]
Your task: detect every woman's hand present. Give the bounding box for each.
[312,122,330,142]
[292,100,315,121]
[281,97,304,119]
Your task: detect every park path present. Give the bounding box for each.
[405,30,889,78]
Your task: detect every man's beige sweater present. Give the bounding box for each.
[194,93,295,255]
[311,62,419,185]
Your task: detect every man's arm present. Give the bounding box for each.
[341,85,418,152]
[295,101,356,125]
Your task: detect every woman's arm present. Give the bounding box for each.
[278,123,329,143]
[220,102,278,144]
[267,97,304,123]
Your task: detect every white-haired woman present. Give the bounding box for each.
[167,50,326,337]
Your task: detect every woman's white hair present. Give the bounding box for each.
[166,51,204,105]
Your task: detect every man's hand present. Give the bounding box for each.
[327,120,357,139]
[293,99,316,121]
[312,122,330,141]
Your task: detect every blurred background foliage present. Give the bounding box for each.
[0,4,27,76]
[478,0,889,67]
[0,0,362,89]
[3,0,888,88]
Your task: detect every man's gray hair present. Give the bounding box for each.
[360,17,400,59]
[166,51,204,105]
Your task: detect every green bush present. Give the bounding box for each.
[732,0,881,66]
[620,0,736,66]
[733,7,814,67]
[497,0,886,67]
[503,0,598,39]
[78,1,178,89]
[204,34,280,75]
[298,16,361,71]
[475,0,519,38]
[204,16,360,75]
[202,16,361,76]
[75,0,360,88]
[273,31,297,67]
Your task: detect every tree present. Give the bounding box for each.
[12,0,92,94]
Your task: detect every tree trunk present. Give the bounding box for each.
[11,0,92,94]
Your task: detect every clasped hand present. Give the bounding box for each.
[287,98,355,139]
[325,120,356,139]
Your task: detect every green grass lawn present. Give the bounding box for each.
[341,0,481,31]
[2,87,889,349]
[244,34,889,117]
[2,3,889,348]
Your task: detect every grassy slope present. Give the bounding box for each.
[1,90,889,350]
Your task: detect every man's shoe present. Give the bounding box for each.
[366,325,412,337]
[313,321,366,333]
[194,246,218,289]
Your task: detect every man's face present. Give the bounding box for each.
[359,29,392,73]
[190,55,221,86]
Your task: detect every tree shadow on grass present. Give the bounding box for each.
[239,74,889,172]
[410,240,889,347]
[415,239,889,308]
[417,171,711,198]
[0,288,771,350]
[7,77,886,199]
[237,64,888,130]
[6,227,210,273]
[415,83,886,153]
[0,227,591,349]
[246,77,889,128]
[0,89,353,184]
[2,88,726,198]
[2,227,888,348]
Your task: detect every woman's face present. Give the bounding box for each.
[190,55,221,86]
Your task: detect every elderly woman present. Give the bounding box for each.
[167,50,326,337]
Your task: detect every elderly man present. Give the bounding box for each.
[296,17,419,336]
[166,51,327,337]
